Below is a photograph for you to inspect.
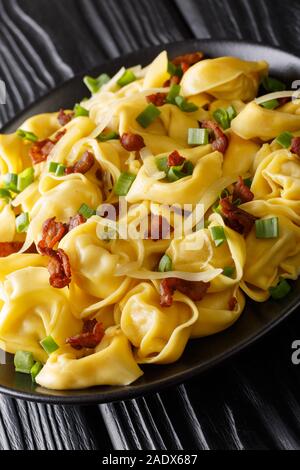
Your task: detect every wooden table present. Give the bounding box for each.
[1,0,300,450]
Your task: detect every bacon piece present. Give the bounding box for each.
[58,109,74,126]
[120,133,145,152]
[0,242,24,257]
[167,150,185,167]
[68,214,86,231]
[228,297,237,311]
[278,97,290,106]
[291,137,300,158]
[66,319,104,350]
[201,120,228,153]
[65,151,95,175]
[146,93,167,107]
[160,278,210,307]
[29,129,67,164]
[172,52,204,67]
[220,197,257,237]
[232,176,254,204]
[38,217,67,253]
[163,75,181,87]
[47,248,71,289]
[147,215,170,241]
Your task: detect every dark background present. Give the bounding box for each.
[1,0,300,450]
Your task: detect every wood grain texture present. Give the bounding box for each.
[1,0,300,450]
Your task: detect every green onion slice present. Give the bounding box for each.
[83,73,110,93]
[117,70,137,87]
[188,128,209,145]
[222,266,235,278]
[78,203,96,219]
[167,161,193,182]
[40,336,59,355]
[175,96,198,113]
[114,172,136,196]
[213,108,230,130]
[73,103,89,117]
[166,84,181,104]
[167,61,183,78]
[16,212,30,233]
[269,278,291,299]
[158,254,172,272]
[3,173,19,193]
[14,351,35,374]
[156,156,169,173]
[243,177,252,188]
[17,167,34,192]
[97,131,120,142]
[136,104,161,128]
[30,362,43,383]
[210,225,227,247]
[16,129,38,142]
[49,162,59,173]
[260,99,279,110]
[255,217,279,239]
[227,105,237,121]
[276,131,293,148]
[262,76,286,93]
[55,164,66,176]
[0,188,11,200]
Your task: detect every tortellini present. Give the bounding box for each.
[0,50,298,391]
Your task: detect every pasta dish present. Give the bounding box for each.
[0,50,298,390]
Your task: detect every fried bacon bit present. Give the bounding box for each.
[278,97,290,106]
[172,52,204,67]
[167,150,185,167]
[47,248,71,289]
[68,214,86,231]
[160,278,210,307]
[201,120,228,153]
[291,137,300,158]
[58,109,74,126]
[220,197,257,237]
[65,151,95,175]
[163,75,181,88]
[29,129,67,164]
[147,215,170,241]
[232,176,254,204]
[66,319,104,350]
[120,133,145,152]
[0,242,24,257]
[146,93,167,107]
[228,297,237,311]
[38,217,67,253]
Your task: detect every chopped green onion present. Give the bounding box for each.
[83,73,110,93]
[49,162,59,173]
[212,202,222,214]
[269,278,291,300]
[78,203,96,219]
[73,103,89,117]
[223,266,235,278]
[167,161,194,182]
[14,351,35,374]
[97,131,119,142]
[227,105,237,121]
[243,177,252,188]
[30,361,43,383]
[262,76,286,93]
[0,188,11,200]
[16,129,38,142]
[210,225,227,247]
[16,212,29,233]
[3,173,18,192]
[188,128,209,145]
[166,84,181,104]
[175,96,198,113]
[213,108,230,130]
[114,172,136,196]
[17,167,34,192]
[55,164,66,176]
[156,156,169,173]
[158,254,172,272]
[136,104,161,128]
[276,131,293,148]
[260,99,279,110]
[167,61,183,78]
[117,70,137,87]
[255,217,279,239]
[40,336,59,355]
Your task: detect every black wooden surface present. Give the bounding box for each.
[1,0,300,450]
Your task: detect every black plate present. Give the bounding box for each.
[1,39,300,404]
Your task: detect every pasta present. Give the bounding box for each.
[0,49,297,390]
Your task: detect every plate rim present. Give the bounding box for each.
[0,38,300,404]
